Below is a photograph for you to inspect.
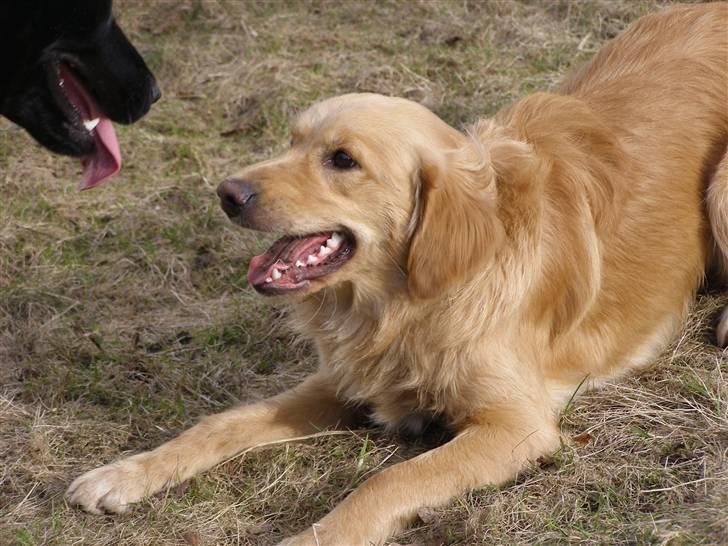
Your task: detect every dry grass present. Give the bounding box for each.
[0,0,725,544]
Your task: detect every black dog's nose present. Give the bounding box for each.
[149,79,161,104]
[217,178,258,218]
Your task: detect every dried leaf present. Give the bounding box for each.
[182,531,202,546]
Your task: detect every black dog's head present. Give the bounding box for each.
[0,0,160,188]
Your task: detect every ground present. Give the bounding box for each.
[0,0,725,545]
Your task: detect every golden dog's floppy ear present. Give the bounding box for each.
[407,143,505,300]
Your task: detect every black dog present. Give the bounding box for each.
[0,0,160,189]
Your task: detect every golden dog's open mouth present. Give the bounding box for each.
[247,231,355,294]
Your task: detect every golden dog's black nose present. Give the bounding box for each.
[217,178,258,218]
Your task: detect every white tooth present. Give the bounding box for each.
[295,260,304,268]
[265,277,273,283]
[329,232,343,247]
[83,118,100,131]
[272,269,281,280]
[319,245,332,257]
[307,254,318,265]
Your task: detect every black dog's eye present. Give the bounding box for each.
[330,149,358,170]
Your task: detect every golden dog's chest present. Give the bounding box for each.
[324,344,486,430]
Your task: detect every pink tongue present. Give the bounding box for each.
[79,117,121,191]
[58,64,122,191]
[248,253,275,286]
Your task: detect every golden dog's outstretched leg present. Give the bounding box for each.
[280,406,560,546]
[66,373,355,514]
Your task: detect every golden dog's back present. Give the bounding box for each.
[564,3,727,185]
[496,3,728,386]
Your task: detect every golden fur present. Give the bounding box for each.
[68,4,728,545]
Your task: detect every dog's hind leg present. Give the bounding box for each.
[706,146,728,346]
[66,372,358,514]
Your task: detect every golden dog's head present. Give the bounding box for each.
[218,93,507,302]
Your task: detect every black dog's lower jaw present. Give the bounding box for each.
[0,0,160,189]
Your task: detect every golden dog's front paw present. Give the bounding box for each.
[278,524,362,546]
[66,458,151,515]
[277,526,330,546]
[277,532,315,546]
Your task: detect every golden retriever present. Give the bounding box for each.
[67,4,728,544]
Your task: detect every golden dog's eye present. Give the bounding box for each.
[330,149,358,170]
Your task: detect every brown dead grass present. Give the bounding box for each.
[0,1,725,545]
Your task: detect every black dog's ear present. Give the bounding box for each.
[407,145,504,300]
